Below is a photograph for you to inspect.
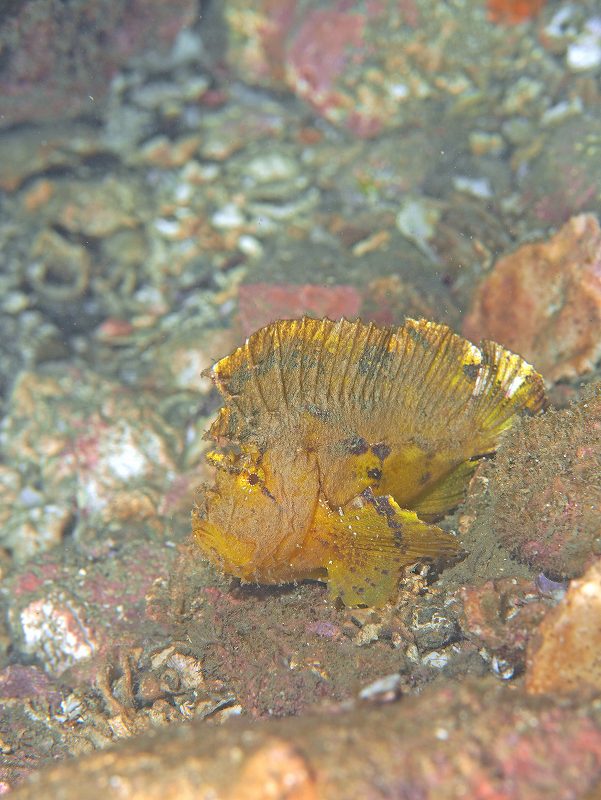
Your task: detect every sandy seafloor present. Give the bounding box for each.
[1,0,601,796]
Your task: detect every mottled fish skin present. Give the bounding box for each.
[192,317,547,607]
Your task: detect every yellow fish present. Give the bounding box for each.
[193,317,546,606]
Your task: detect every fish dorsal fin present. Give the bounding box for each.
[381,319,546,457]
[207,317,374,441]
[207,317,545,452]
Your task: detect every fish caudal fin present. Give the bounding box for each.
[311,491,460,607]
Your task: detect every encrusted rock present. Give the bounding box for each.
[17,594,96,677]
[409,603,460,654]
[469,388,601,580]
[457,579,550,676]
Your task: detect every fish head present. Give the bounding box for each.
[193,444,319,583]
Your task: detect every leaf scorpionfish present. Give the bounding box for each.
[192,317,546,607]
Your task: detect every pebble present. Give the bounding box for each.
[212,204,246,229]
[18,595,96,676]
[169,29,205,66]
[566,30,601,72]
[131,75,209,111]
[395,199,436,241]
[543,6,579,50]
[469,131,505,157]
[180,160,220,183]
[501,77,544,116]
[396,198,441,262]
[422,651,449,669]
[247,188,319,220]
[541,97,584,126]
[154,217,183,238]
[353,623,381,646]
[358,673,401,701]
[452,176,493,199]
[491,656,515,681]
[1,291,29,314]
[502,117,536,145]
[237,234,264,259]
[245,152,300,183]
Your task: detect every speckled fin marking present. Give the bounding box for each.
[313,491,460,607]
[207,317,545,450]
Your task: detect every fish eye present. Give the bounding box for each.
[239,467,265,491]
[367,467,382,480]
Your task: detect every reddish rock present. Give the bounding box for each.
[228,0,299,86]
[6,539,176,679]
[95,318,135,341]
[225,0,391,137]
[285,8,372,135]
[463,214,601,381]
[0,0,196,127]
[1,368,185,538]
[234,741,316,800]
[527,559,601,697]
[238,283,362,336]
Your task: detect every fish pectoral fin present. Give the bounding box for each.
[411,459,480,520]
[314,491,460,607]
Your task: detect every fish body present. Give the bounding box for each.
[193,317,546,606]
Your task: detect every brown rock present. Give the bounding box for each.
[234,740,316,800]
[463,214,601,381]
[9,679,601,799]
[526,560,601,696]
